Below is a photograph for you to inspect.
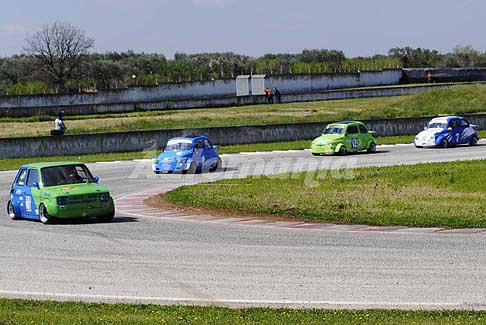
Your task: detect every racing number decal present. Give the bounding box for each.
[351,138,359,150]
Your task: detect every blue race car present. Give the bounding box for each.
[152,135,222,174]
[414,116,479,148]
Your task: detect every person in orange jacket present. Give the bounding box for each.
[265,88,274,104]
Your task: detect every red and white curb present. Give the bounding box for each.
[116,189,486,235]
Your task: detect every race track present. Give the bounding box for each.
[1,143,486,310]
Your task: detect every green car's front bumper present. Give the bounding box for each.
[310,143,337,155]
[44,198,115,219]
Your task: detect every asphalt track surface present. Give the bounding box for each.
[1,143,486,310]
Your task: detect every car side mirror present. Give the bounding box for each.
[424,126,428,130]
[32,182,40,189]
[94,176,100,183]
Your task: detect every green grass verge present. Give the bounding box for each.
[1,299,486,324]
[2,84,486,138]
[166,160,486,228]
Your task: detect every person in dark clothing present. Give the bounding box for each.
[274,88,282,104]
[50,111,67,136]
[265,88,274,104]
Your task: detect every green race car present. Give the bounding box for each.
[310,121,377,155]
[7,162,115,224]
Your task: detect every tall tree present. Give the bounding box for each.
[24,22,94,91]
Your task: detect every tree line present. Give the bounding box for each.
[1,22,486,96]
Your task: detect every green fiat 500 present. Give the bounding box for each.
[7,162,115,224]
[310,121,377,155]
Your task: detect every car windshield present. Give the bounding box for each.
[428,122,447,129]
[323,126,344,135]
[41,165,95,187]
[165,141,193,151]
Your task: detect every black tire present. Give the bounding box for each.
[440,139,449,148]
[311,153,321,156]
[186,162,197,174]
[338,146,347,156]
[97,209,115,223]
[209,158,223,172]
[39,204,52,224]
[7,201,18,220]
[415,145,423,149]
[470,136,479,146]
[367,142,377,153]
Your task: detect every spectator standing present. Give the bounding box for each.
[265,88,274,104]
[427,71,433,83]
[274,88,282,104]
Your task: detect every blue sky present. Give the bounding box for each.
[1,0,485,58]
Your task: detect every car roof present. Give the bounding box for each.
[329,121,364,127]
[429,116,464,124]
[168,135,209,142]
[21,161,83,169]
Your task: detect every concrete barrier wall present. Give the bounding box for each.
[0,70,402,110]
[265,70,401,93]
[2,113,485,158]
[403,68,486,83]
[0,83,464,118]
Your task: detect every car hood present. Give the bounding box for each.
[417,128,444,137]
[157,150,193,160]
[313,134,344,143]
[42,183,110,197]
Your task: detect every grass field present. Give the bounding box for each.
[162,160,486,228]
[1,299,486,324]
[2,84,486,138]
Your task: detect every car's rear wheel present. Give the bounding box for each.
[367,142,377,153]
[39,204,52,224]
[97,209,115,223]
[209,158,223,172]
[7,201,18,220]
[338,146,347,156]
[470,136,479,146]
[440,139,449,148]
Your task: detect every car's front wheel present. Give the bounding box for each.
[338,146,347,156]
[470,136,479,146]
[97,209,115,223]
[440,139,449,148]
[7,201,18,220]
[39,204,52,224]
[185,162,197,174]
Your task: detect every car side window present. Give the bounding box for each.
[460,120,469,128]
[347,126,359,135]
[16,169,28,186]
[194,141,203,149]
[204,139,212,149]
[26,169,40,187]
[450,120,459,129]
[358,125,368,133]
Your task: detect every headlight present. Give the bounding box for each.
[152,158,159,164]
[177,158,187,164]
[56,196,69,206]
[99,193,110,202]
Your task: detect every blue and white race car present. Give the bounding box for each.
[152,135,222,174]
[414,116,479,148]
